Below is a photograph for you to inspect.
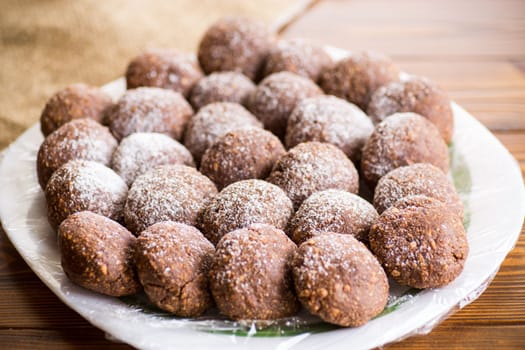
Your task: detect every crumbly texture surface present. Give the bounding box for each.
[262,39,332,82]
[198,17,275,81]
[198,179,293,245]
[125,49,203,98]
[135,221,214,317]
[285,95,374,162]
[209,223,299,320]
[40,83,113,137]
[105,87,193,141]
[245,71,323,139]
[111,132,195,186]
[58,211,140,296]
[124,165,217,235]
[200,128,285,190]
[45,160,128,229]
[361,113,449,188]
[287,189,378,244]
[292,233,389,327]
[367,76,454,143]
[374,163,463,217]
[36,118,118,190]
[267,142,359,210]
[183,102,262,164]
[369,195,469,288]
[189,71,256,110]
[319,51,400,111]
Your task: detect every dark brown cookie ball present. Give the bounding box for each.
[189,71,256,110]
[45,160,128,229]
[285,95,374,162]
[245,72,323,139]
[369,195,469,288]
[36,118,118,189]
[288,189,378,245]
[198,179,293,245]
[200,128,285,190]
[262,39,332,81]
[125,49,203,97]
[367,76,454,143]
[267,142,359,210]
[361,112,449,188]
[183,102,262,164]
[319,52,400,110]
[105,87,193,141]
[374,163,463,217]
[292,233,388,327]
[209,223,299,320]
[58,211,140,296]
[135,221,214,317]
[124,165,217,235]
[111,132,195,186]
[40,84,113,137]
[198,17,275,81]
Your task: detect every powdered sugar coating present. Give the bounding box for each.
[288,189,378,244]
[245,71,323,139]
[124,165,218,235]
[209,223,299,320]
[111,132,195,186]
[189,71,256,110]
[361,112,449,187]
[126,48,203,97]
[106,87,193,141]
[45,160,128,229]
[267,142,359,210]
[285,95,374,162]
[292,233,388,327]
[374,163,463,216]
[198,179,293,245]
[37,118,118,189]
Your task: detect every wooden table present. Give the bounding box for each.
[1,0,524,348]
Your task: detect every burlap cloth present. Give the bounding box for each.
[0,0,309,150]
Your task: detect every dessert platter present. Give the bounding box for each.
[1,17,524,350]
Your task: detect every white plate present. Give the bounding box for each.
[0,49,524,349]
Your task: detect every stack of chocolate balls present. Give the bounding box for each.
[37,16,468,328]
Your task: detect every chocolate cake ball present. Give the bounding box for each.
[125,49,203,97]
[209,223,299,320]
[45,160,128,229]
[319,52,400,110]
[40,83,113,137]
[111,132,195,186]
[292,233,388,327]
[285,95,374,162]
[189,71,256,110]
[267,142,359,210]
[36,118,117,189]
[183,102,262,164]
[245,72,323,139]
[262,39,332,81]
[198,17,275,81]
[374,163,463,216]
[58,211,140,296]
[198,179,293,245]
[288,189,378,245]
[369,195,469,288]
[200,128,285,190]
[135,222,214,317]
[367,76,454,143]
[361,112,449,188]
[105,87,193,141]
[124,165,217,235]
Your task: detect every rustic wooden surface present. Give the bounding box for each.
[1,0,524,348]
